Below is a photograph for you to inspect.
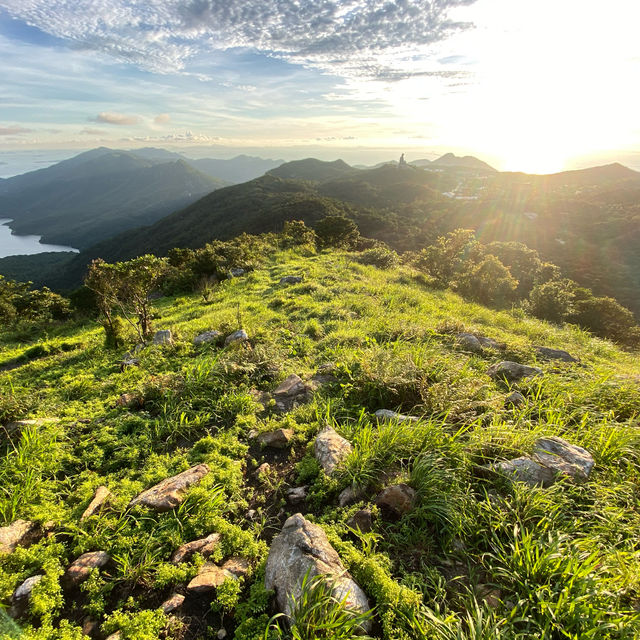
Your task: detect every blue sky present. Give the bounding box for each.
[1,0,640,172]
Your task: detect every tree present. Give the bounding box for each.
[527,279,577,324]
[314,215,360,249]
[571,296,638,344]
[281,220,317,248]
[453,255,518,307]
[485,241,543,299]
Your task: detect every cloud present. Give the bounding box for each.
[80,127,106,135]
[0,0,478,79]
[0,124,32,135]
[122,131,221,143]
[92,112,141,125]
[154,113,171,124]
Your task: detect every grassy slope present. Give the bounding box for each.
[1,249,640,639]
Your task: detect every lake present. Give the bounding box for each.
[0,219,78,258]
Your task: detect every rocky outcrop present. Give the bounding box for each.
[314,427,352,475]
[374,409,418,424]
[265,514,370,627]
[65,551,110,587]
[257,428,294,448]
[193,330,221,346]
[172,532,221,564]
[225,329,249,346]
[0,519,34,554]
[129,464,210,511]
[152,330,173,345]
[535,346,578,362]
[375,484,416,519]
[488,361,542,383]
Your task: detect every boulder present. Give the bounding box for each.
[0,519,34,554]
[225,329,249,346]
[505,391,526,408]
[187,562,229,593]
[193,330,221,346]
[257,428,294,449]
[80,486,111,521]
[533,436,594,480]
[375,484,416,519]
[374,409,418,424]
[338,486,364,507]
[11,574,43,615]
[129,464,210,511]
[286,486,308,505]
[279,276,303,285]
[152,330,173,346]
[347,509,373,533]
[456,333,483,353]
[65,551,110,586]
[265,514,371,628]
[535,346,578,363]
[160,593,185,614]
[172,532,221,564]
[222,556,251,578]
[273,374,312,412]
[314,427,352,475]
[488,361,543,383]
[493,456,556,487]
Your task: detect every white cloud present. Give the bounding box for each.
[0,125,32,135]
[92,111,141,125]
[154,113,171,124]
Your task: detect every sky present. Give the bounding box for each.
[1,0,640,174]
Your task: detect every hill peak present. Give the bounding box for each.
[268,158,354,182]
[431,152,497,172]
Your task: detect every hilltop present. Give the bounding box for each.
[0,242,639,639]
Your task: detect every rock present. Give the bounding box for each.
[273,374,312,412]
[160,593,185,614]
[172,533,221,564]
[478,336,505,350]
[347,509,373,533]
[81,618,99,636]
[225,329,249,346]
[0,519,34,554]
[488,361,543,383]
[129,464,210,511]
[535,346,578,362]
[374,409,418,424]
[505,391,526,408]
[265,514,371,629]
[12,574,43,608]
[375,484,416,519]
[105,632,121,640]
[314,427,353,475]
[120,357,139,371]
[116,393,143,409]
[2,417,59,439]
[81,486,111,521]
[256,463,271,476]
[257,428,294,449]
[187,563,229,593]
[533,436,594,480]
[65,551,110,586]
[152,330,173,346]
[279,275,303,285]
[222,556,251,578]
[456,333,483,352]
[229,268,246,277]
[286,486,308,504]
[338,486,363,507]
[193,330,221,346]
[493,456,556,487]
[217,629,227,640]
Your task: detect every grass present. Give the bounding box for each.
[0,248,639,639]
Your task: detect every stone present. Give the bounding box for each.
[314,427,353,475]
[129,464,210,511]
[338,486,363,507]
[257,428,294,449]
[456,333,483,352]
[217,630,227,640]
[279,275,303,284]
[492,456,556,487]
[505,391,526,408]
[487,361,543,383]
[0,519,34,554]
[225,329,249,346]
[172,533,221,564]
[256,463,271,476]
[65,551,110,586]
[81,486,111,521]
[222,556,251,578]
[13,574,43,603]
[533,436,594,480]
[478,336,505,350]
[3,418,59,439]
[347,509,373,533]
[160,593,185,614]
[116,393,143,409]
[273,374,312,412]
[375,484,416,519]
[187,562,229,593]
[105,633,121,640]
[374,409,418,424]
[120,357,139,371]
[152,330,173,345]
[535,346,578,362]
[193,330,221,345]
[265,514,371,630]
[286,486,308,504]
[229,268,246,277]
[81,618,99,636]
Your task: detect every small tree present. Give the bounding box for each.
[527,279,576,324]
[454,255,518,307]
[282,220,317,248]
[315,215,360,249]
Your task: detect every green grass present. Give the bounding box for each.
[0,248,639,639]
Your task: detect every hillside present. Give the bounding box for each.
[1,247,639,639]
[0,150,227,249]
[190,155,285,184]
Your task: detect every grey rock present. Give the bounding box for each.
[152,330,173,346]
[533,436,594,480]
[222,556,251,578]
[229,268,246,278]
[535,346,578,362]
[193,330,221,345]
[456,333,483,352]
[217,630,228,640]
[374,409,418,424]
[120,357,140,371]
[225,329,249,346]
[13,574,43,602]
[478,336,505,350]
[258,428,294,449]
[505,391,526,408]
[129,464,210,511]
[187,563,229,592]
[493,456,556,487]
[80,486,111,521]
[488,361,543,383]
[274,374,312,412]
[338,486,363,507]
[314,427,352,475]
[0,519,34,554]
[160,593,185,614]
[347,509,373,533]
[286,486,308,504]
[3,418,59,439]
[172,532,221,564]
[375,484,416,519]
[279,275,303,285]
[265,514,371,629]
[65,551,110,586]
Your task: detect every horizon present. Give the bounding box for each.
[1,0,640,175]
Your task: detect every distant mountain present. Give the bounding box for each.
[431,152,497,173]
[409,159,434,167]
[128,147,187,163]
[189,155,285,183]
[0,149,227,249]
[268,158,354,182]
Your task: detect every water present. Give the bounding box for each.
[0,219,78,258]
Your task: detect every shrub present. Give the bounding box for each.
[357,246,399,269]
[315,215,360,249]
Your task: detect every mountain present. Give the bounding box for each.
[431,152,497,173]
[189,154,285,183]
[128,147,187,163]
[0,149,227,249]
[268,158,354,182]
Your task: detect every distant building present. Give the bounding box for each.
[399,153,407,168]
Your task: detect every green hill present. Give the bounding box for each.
[0,245,639,639]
